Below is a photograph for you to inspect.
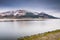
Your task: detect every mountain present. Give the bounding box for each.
[38,12,59,19]
[0,9,59,19]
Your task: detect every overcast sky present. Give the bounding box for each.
[0,0,60,17]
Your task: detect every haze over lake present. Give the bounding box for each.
[0,19,60,40]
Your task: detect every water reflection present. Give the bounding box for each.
[0,19,60,40]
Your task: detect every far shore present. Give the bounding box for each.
[0,18,59,22]
[0,18,46,21]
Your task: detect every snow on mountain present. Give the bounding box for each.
[0,9,59,19]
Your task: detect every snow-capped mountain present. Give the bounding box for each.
[0,9,27,16]
[0,9,59,19]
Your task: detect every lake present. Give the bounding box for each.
[0,19,60,40]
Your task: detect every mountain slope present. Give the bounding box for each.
[38,12,59,19]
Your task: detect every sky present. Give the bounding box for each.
[0,0,60,17]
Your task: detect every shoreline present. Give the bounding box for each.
[18,29,60,40]
[0,18,45,21]
[0,18,59,22]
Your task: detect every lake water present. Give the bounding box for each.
[0,19,60,40]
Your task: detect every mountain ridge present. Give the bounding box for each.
[0,9,59,19]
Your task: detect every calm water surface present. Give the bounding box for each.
[0,19,60,40]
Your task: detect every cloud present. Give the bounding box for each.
[0,0,60,13]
